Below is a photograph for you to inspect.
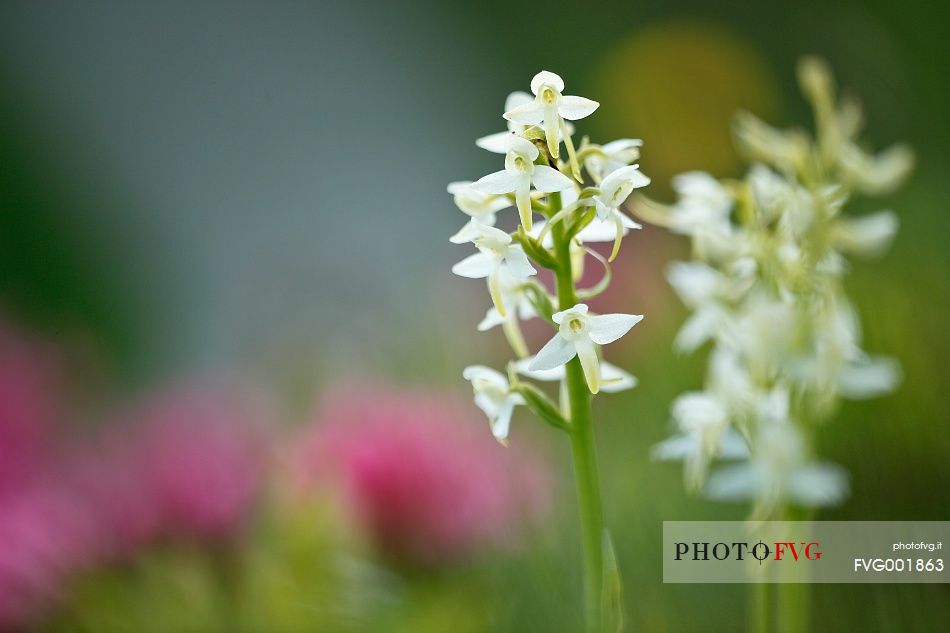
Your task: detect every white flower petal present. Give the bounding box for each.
[830,211,898,257]
[600,164,649,192]
[473,391,501,419]
[451,252,495,278]
[503,245,538,279]
[507,136,540,159]
[718,429,751,459]
[552,303,588,324]
[463,365,507,388]
[588,313,643,345]
[787,463,849,507]
[837,356,901,399]
[531,165,574,192]
[575,217,624,243]
[666,261,722,308]
[472,169,521,194]
[530,70,564,95]
[529,334,577,370]
[601,138,643,154]
[704,463,758,501]
[575,336,601,393]
[651,434,698,461]
[477,307,505,331]
[505,90,533,112]
[504,100,545,125]
[476,131,517,154]
[491,397,517,440]
[450,219,487,244]
[599,362,637,392]
[673,305,722,354]
[558,95,599,120]
[513,356,565,382]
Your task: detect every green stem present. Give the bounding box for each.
[776,506,813,633]
[550,191,607,632]
[750,581,772,633]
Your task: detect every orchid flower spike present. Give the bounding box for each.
[462,365,524,444]
[451,223,536,317]
[529,303,643,394]
[591,165,650,260]
[472,136,573,231]
[504,70,599,179]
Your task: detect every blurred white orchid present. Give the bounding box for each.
[705,421,848,515]
[653,59,909,521]
[651,393,740,491]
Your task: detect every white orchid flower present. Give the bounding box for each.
[590,165,650,260]
[593,166,651,219]
[451,223,536,317]
[477,268,538,358]
[503,70,599,162]
[584,139,643,182]
[528,303,643,394]
[477,91,575,154]
[462,365,524,443]
[447,181,512,244]
[472,136,573,231]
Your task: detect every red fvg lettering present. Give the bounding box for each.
[774,542,822,561]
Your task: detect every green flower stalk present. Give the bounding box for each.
[452,70,649,632]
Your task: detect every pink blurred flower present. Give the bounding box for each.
[65,427,164,559]
[0,480,97,632]
[0,320,64,497]
[132,385,271,539]
[296,384,553,567]
[65,384,271,560]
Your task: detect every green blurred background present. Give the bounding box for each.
[0,0,947,631]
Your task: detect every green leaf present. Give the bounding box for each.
[601,529,625,633]
[514,383,570,432]
[521,281,556,325]
[514,227,558,269]
[565,206,597,242]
